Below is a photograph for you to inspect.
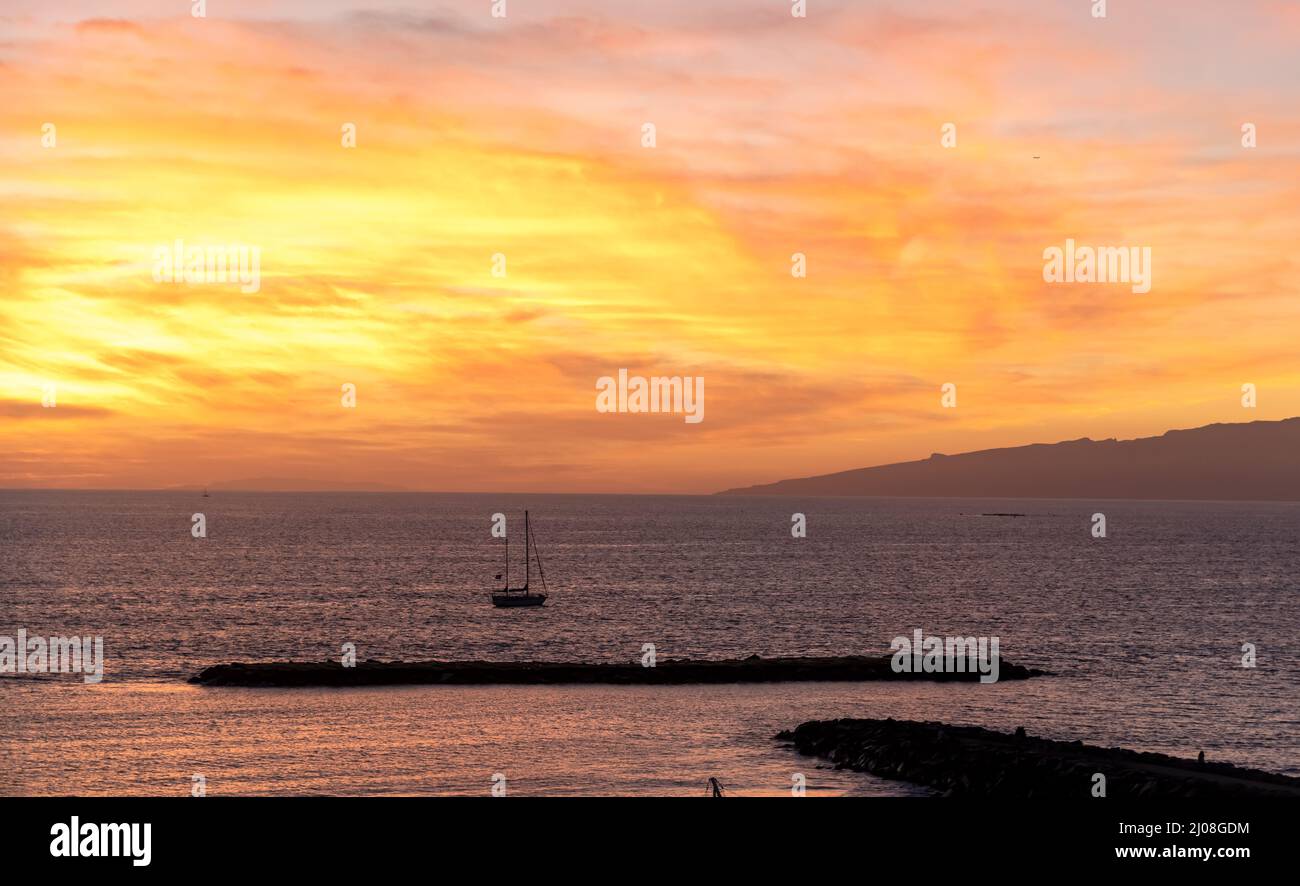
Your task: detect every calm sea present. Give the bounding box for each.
[2,491,1297,795]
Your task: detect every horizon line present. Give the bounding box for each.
[3,488,1299,506]
[5,415,1294,498]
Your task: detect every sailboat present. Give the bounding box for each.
[492,510,548,608]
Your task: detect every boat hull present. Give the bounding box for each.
[491,593,547,608]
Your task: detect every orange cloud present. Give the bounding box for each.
[2,3,1298,492]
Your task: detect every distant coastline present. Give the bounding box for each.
[719,417,1300,501]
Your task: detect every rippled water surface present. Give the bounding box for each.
[2,491,1296,795]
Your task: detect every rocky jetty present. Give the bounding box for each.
[777,718,1300,798]
[189,654,1044,687]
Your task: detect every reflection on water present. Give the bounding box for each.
[2,491,1297,795]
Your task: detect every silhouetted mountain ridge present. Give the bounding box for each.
[717,418,1300,501]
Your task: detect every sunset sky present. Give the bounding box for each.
[3,0,1298,493]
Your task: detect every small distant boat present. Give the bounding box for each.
[491,510,548,608]
[202,489,210,498]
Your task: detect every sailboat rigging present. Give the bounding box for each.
[491,510,548,608]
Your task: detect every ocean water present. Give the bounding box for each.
[2,490,1297,796]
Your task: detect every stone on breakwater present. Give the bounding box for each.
[776,718,1300,799]
[188,655,1046,687]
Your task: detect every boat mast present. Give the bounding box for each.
[524,510,530,591]
[532,516,548,596]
